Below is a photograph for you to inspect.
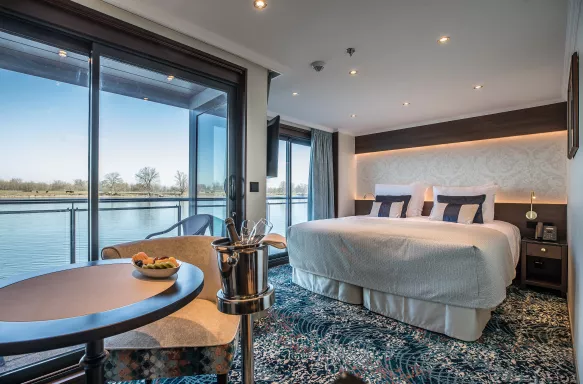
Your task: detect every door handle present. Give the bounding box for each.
[224,175,236,201]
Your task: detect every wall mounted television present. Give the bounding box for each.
[266,115,280,178]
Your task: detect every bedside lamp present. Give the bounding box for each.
[526,191,537,220]
[362,193,375,200]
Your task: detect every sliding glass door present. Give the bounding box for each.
[291,143,310,225]
[196,105,228,235]
[97,49,232,246]
[0,29,242,381]
[0,29,90,375]
[266,140,288,240]
[266,136,311,256]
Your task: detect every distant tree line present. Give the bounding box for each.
[100,167,190,196]
[0,169,309,197]
[0,167,194,196]
[0,178,88,192]
[267,180,308,196]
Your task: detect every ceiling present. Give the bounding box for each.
[103,0,568,135]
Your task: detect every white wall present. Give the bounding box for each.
[357,132,567,204]
[568,1,583,379]
[72,0,268,223]
[337,133,356,217]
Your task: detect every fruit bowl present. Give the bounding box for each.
[132,260,181,278]
[131,253,182,279]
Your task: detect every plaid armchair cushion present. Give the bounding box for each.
[104,342,236,381]
[104,298,239,381]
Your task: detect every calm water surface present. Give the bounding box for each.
[0,198,306,280]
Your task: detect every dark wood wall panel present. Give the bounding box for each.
[0,0,245,84]
[280,123,311,141]
[332,132,339,217]
[355,102,567,154]
[355,200,567,240]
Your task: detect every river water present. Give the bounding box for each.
[0,198,306,280]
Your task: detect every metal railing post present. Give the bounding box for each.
[69,204,76,264]
[266,199,271,222]
[177,204,182,236]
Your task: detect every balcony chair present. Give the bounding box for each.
[101,236,239,384]
[145,214,214,239]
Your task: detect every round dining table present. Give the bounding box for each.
[0,259,204,384]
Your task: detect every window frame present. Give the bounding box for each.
[0,2,247,382]
[268,126,311,260]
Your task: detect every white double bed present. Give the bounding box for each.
[287,214,520,341]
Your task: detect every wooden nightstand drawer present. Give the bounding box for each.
[526,243,562,259]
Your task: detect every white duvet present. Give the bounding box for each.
[287,216,521,309]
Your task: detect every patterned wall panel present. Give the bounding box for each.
[356,131,567,203]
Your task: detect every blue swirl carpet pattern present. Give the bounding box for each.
[121,264,576,383]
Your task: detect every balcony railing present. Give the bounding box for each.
[266,196,308,239]
[0,197,226,279]
[0,196,308,280]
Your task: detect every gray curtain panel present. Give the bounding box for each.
[308,129,335,220]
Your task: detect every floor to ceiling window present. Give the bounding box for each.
[97,54,230,246]
[196,104,228,236]
[0,28,90,376]
[266,131,311,256]
[0,8,244,381]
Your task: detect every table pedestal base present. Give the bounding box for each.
[79,339,109,384]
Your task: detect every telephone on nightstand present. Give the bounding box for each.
[534,222,558,242]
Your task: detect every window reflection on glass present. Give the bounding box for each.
[291,143,310,225]
[265,138,311,256]
[266,140,288,240]
[99,57,190,247]
[98,57,228,246]
[0,30,89,374]
[196,104,227,236]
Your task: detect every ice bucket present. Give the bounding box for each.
[211,237,269,299]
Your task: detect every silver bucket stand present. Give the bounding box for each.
[213,238,275,384]
[217,286,275,384]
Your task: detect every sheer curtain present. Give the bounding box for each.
[308,129,334,220]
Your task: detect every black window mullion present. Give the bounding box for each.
[88,45,100,262]
[190,112,199,216]
[286,139,292,228]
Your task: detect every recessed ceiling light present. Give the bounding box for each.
[167,75,175,81]
[438,36,450,44]
[253,0,267,10]
[143,97,149,101]
[292,92,299,96]
[58,50,67,57]
[350,114,357,118]
[473,85,484,90]
[349,70,358,76]
[403,102,410,106]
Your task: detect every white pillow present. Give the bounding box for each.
[374,182,429,217]
[431,184,498,223]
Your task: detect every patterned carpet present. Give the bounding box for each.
[130,264,576,383]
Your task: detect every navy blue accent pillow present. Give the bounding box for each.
[375,195,412,218]
[436,194,486,224]
[377,201,396,217]
[442,203,463,223]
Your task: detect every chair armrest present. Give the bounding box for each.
[101,246,123,260]
[145,221,182,239]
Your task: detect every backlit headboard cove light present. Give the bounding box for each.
[356,131,567,204]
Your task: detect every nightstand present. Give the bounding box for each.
[520,237,568,296]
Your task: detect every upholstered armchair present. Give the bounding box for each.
[101,236,239,384]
